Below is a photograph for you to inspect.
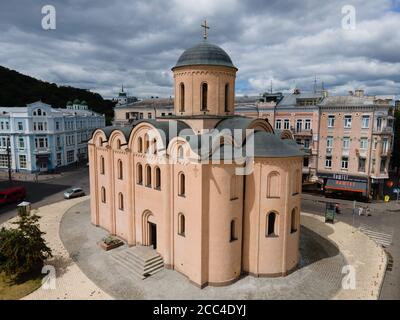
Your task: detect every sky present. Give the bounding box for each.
[0,0,400,99]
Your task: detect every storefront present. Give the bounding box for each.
[318,172,369,199]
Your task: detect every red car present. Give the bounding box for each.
[0,187,27,205]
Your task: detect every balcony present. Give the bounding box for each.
[373,126,393,135]
[292,128,313,137]
[342,148,350,156]
[34,147,51,154]
[326,147,333,155]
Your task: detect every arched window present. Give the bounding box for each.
[201,83,208,111]
[37,109,42,116]
[100,156,105,174]
[266,212,278,237]
[179,83,185,112]
[155,167,161,190]
[144,134,150,153]
[116,139,121,149]
[230,220,238,242]
[177,146,184,159]
[178,172,185,196]
[224,83,229,112]
[178,213,185,236]
[117,159,123,180]
[267,171,280,198]
[291,208,298,233]
[293,169,300,195]
[118,193,124,211]
[153,138,157,155]
[146,165,152,187]
[138,137,143,153]
[101,187,106,203]
[33,111,37,116]
[137,163,143,185]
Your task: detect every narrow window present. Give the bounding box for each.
[138,137,143,153]
[178,213,185,236]
[101,187,106,203]
[266,212,277,237]
[179,83,185,112]
[118,193,124,211]
[100,156,105,174]
[178,172,185,196]
[155,167,161,190]
[230,174,238,200]
[224,83,229,112]
[267,172,280,198]
[137,164,143,185]
[230,220,237,241]
[291,208,297,233]
[153,138,157,154]
[146,165,152,187]
[144,135,150,153]
[118,159,123,180]
[178,146,184,159]
[201,83,208,111]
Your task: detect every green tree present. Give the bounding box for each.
[0,210,52,278]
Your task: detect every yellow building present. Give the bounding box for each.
[88,30,304,288]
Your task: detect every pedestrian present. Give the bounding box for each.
[335,203,341,214]
[358,207,364,216]
[366,206,371,216]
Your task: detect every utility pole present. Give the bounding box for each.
[6,136,12,186]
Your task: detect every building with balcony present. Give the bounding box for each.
[0,101,105,173]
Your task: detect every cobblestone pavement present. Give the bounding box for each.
[0,197,112,300]
[57,200,386,300]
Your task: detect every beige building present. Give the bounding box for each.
[88,37,304,288]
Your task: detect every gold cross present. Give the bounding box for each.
[201,20,210,40]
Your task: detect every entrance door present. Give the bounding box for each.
[149,222,157,249]
[39,162,47,172]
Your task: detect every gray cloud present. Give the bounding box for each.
[0,0,399,99]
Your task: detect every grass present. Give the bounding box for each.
[0,272,42,300]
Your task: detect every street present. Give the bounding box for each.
[0,170,399,299]
[0,167,90,225]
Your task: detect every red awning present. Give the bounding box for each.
[325,179,367,193]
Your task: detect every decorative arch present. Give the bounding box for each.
[141,210,155,246]
[280,130,294,140]
[90,129,108,147]
[267,171,281,198]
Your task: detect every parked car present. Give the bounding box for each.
[0,186,27,205]
[64,187,85,199]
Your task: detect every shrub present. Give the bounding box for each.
[0,210,52,278]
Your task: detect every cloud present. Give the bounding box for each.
[0,0,399,99]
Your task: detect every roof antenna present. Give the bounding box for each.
[270,80,273,94]
[313,75,317,93]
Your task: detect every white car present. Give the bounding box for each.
[64,187,85,199]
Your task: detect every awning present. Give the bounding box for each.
[325,179,367,193]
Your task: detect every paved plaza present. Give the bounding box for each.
[0,197,386,300]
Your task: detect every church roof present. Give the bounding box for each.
[172,40,236,70]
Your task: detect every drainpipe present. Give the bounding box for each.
[367,106,376,200]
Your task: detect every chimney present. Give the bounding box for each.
[355,89,364,97]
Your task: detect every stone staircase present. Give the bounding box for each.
[111,246,164,279]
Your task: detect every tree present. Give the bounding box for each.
[0,210,52,278]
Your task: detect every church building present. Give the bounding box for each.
[88,24,304,288]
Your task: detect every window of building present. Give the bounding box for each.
[341,157,349,170]
[19,155,27,169]
[37,109,42,116]
[224,84,229,112]
[328,115,335,128]
[327,136,333,150]
[57,153,62,166]
[304,139,310,149]
[100,156,105,174]
[138,137,143,153]
[137,163,143,185]
[296,119,302,132]
[35,137,48,149]
[305,119,311,130]
[342,137,350,149]
[118,193,124,211]
[266,212,278,237]
[382,138,389,154]
[178,213,185,236]
[201,83,208,111]
[376,117,382,131]
[325,156,332,168]
[360,137,368,150]
[230,220,238,242]
[117,159,123,180]
[344,115,352,128]
[303,157,309,167]
[0,154,8,167]
[358,157,366,172]
[291,208,298,233]
[266,171,280,198]
[155,167,161,190]
[362,115,370,129]
[101,187,106,203]
[230,174,239,200]
[18,122,23,131]
[67,150,75,163]
[275,119,282,130]
[144,135,150,153]
[177,146,184,159]
[148,113,152,119]
[18,137,24,149]
[146,165,152,187]
[180,83,185,112]
[284,119,290,130]
[380,159,387,173]
[178,172,185,196]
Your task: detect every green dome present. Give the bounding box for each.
[81,100,87,105]
[73,99,80,104]
[66,101,73,106]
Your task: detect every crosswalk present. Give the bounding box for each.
[359,224,393,247]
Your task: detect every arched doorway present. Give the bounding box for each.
[142,211,157,249]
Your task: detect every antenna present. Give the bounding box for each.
[313,75,317,93]
[270,80,273,94]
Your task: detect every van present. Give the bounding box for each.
[0,187,27,205]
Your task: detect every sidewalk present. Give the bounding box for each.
[1,196,112,300]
